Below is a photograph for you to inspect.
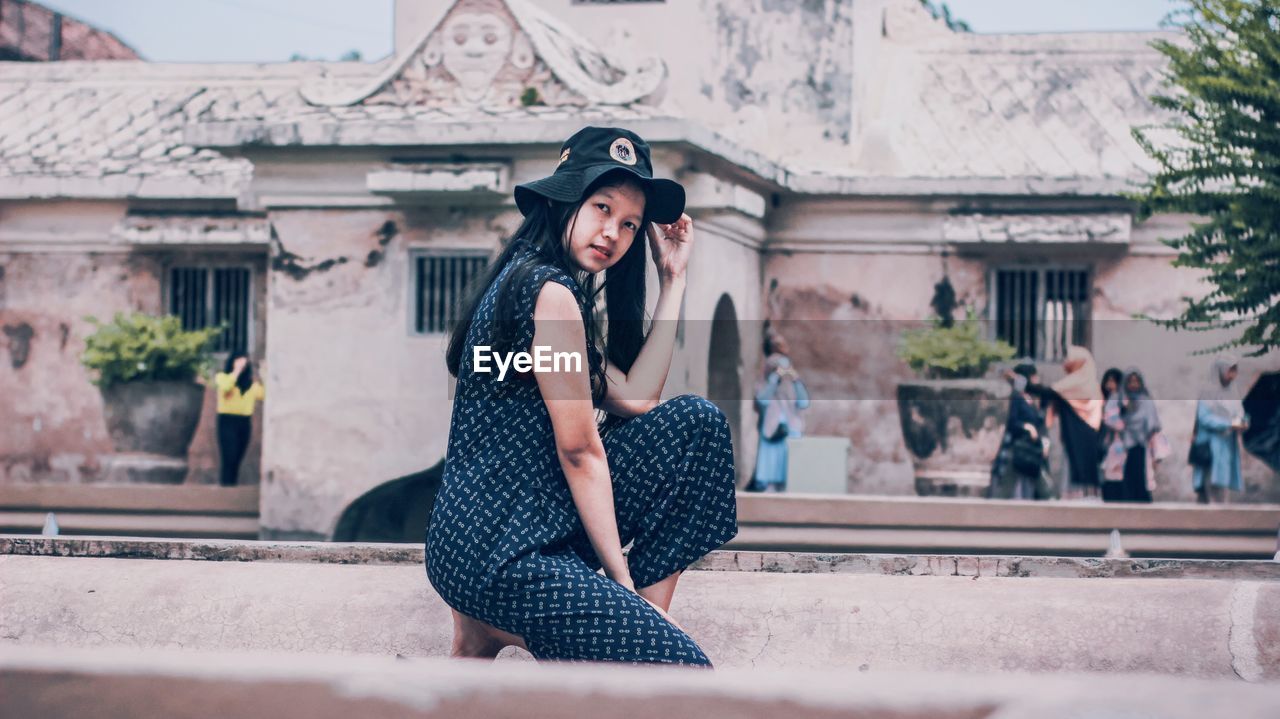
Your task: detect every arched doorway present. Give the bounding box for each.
[707,294,744,483]
[332,460,444,542]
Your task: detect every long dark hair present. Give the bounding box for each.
[445,172,651,408]
[223,353,254,393]
[1101,367,1124,400]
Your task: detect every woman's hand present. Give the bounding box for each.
[647,214,694,283]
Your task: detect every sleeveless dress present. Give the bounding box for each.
[425,244,738,666]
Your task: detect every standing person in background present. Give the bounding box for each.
[1099,367,1128,497]
[1192,358,1249,504]
[1104,369,1162,503]
[990,361,1054,500]
[749,332,810,493]
[1101,368,1124,405]
[1026,346,1104,500]
[214,353,265,487]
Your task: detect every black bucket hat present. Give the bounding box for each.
[514,126,686,224]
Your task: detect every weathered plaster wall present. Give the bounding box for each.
[0,202,267,487]
[260,206,514,539]
[764,202,1280,501]
[0,250,143,484]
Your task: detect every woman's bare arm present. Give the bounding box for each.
[599,274,685,418]
[599,216,693,418]
[532,282,632,588]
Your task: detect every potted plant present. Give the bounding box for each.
[81,313,221,484]
[896,299,1016,497]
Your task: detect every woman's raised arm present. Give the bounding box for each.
[600,215,693,418]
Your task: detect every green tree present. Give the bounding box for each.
[919,0,972,32]
[1133,0,1280,355]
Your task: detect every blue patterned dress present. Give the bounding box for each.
[425,245,738,666]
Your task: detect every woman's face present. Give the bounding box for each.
[1223,365,1239,385]
[1125,374,1143,393]
[563,182,646,274]
[1103,376,1118,395]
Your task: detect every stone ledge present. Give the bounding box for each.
[4,645,1279,719]
[4,535,1279,581]
[4,553,1279,679]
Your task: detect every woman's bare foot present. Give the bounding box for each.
[450,609,527,659]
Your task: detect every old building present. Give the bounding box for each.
[2,0,1276,541]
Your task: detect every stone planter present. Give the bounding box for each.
[896,379,1010,497]
[98,380,205,484]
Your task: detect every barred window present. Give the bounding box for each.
[412,252,489,335]
[169,266,252,353]
[991,268,1090,362]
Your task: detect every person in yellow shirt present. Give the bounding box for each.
[214,353,265,487]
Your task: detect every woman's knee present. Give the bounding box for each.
[663,394,727,429]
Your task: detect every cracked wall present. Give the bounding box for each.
[764,203,1280,501]
[259,206,515,539]
[0,203,267,487]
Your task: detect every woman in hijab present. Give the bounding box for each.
[1026,346,1104,499]
[1104,369,1161,503]
[990,361,1054,500]
[750,332,810,493]
[1192,358,1249,504]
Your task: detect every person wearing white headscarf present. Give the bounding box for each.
[749,333,809,492]
[1192,357,1249,503]
[1026,346,1105,499]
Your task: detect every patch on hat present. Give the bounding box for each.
[558,147,571,166]
[609,138,637,166]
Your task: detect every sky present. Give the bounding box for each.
[37,0,1185,64]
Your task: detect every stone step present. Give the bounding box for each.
[4,645,1279,719]
[3,536,1278,681]
[0,485,260,539]
[734,493,1280,559]
[4,488,1278,559]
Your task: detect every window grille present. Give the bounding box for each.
[991,268,1090,362]
[413,253,489,335]
[169,266,252,353]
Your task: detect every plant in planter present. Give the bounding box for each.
[81,313,221,484]
[896,292,1017,497]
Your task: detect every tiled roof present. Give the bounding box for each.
[0,63,335,199]
[849,2,1171,184]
